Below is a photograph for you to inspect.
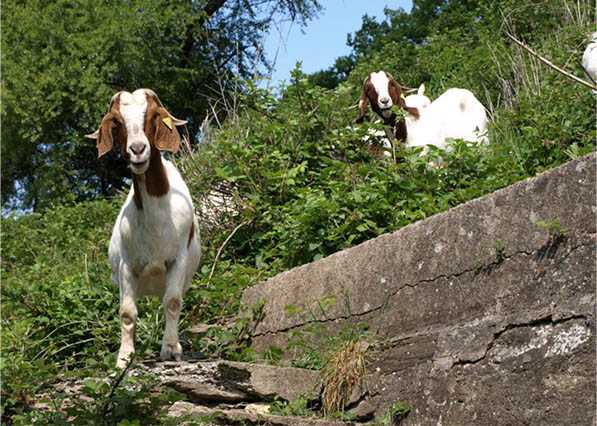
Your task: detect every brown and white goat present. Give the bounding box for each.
[87,89,201,368]
[356,72,488,151]
[355,71,419,142]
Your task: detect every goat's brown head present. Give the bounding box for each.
[355,71,419,125]
[86,89,187,175]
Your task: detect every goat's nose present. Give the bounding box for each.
[380,97,390,105]
[130,142,146,155]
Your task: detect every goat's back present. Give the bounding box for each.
[429,88,488,143]
[582,39,597,81]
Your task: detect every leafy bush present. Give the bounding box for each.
[2,201,116,418]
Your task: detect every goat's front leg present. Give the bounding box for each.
[161,259,186,361]
[117,264,138,369]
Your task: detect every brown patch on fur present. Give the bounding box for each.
[187,222,195,248]
[144,146,170,197]
[144,93,181,153]
[388,76,419,120]
[395,120,408,143]
[91,94,127,158]
[166,297,181,313]
[133,94,171,199]
[355,76,376,123]
[131,152,169,206]
[132,177,143,209]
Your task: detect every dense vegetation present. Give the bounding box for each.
[2,0,595,424]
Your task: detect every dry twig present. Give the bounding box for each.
[208,220,251,283]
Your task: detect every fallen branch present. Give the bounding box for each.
[208,220,250,283]
[505,32,597,91]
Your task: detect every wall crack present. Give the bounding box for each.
[451,313,590,368]
[252,239,593,338]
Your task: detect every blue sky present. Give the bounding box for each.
[262,1,413,87]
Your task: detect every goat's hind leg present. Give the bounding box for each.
[117,264,138,369]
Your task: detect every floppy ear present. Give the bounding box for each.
[154,107,187,154]
[389,79,420,119]
[86,112,118,159]
[355,90,369,124]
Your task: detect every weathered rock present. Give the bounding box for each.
[245,403,271,416]
[242,154,596,425]
[139,359,321,403]
[168,401,213,418]
[170,381,249,403]
[219,361,321,401]
[348,399,376,422]
[168,401,351,425]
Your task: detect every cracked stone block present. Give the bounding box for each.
[167,381,250,403]
[242,154,596,426]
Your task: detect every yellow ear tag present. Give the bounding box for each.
[400,93,406,100]
[162,116,173,130]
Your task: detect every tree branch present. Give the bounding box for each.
[181,0,229,67]
[505,32,597,91]
[203,0,228,17]
[208,220,250,283]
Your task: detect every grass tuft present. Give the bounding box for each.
[321,340,368,415]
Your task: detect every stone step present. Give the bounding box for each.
[139,359,322,403]
[168,401,353,426]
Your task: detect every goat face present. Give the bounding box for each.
[86,89,187,175]
[356,71,418,124]
[370,71,395,115]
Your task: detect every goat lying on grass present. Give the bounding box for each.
[404,83,488,149]
[356,71,488,151]
[87,89,201,368]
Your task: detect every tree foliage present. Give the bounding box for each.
[1,0,321,209]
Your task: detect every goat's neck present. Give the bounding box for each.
[132,147,169,210]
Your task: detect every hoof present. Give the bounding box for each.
[160,342,183,362]
[116,351,134,369]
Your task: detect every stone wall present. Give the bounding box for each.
[243,154,596,425]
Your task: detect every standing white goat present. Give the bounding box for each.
[86,89,201,368]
